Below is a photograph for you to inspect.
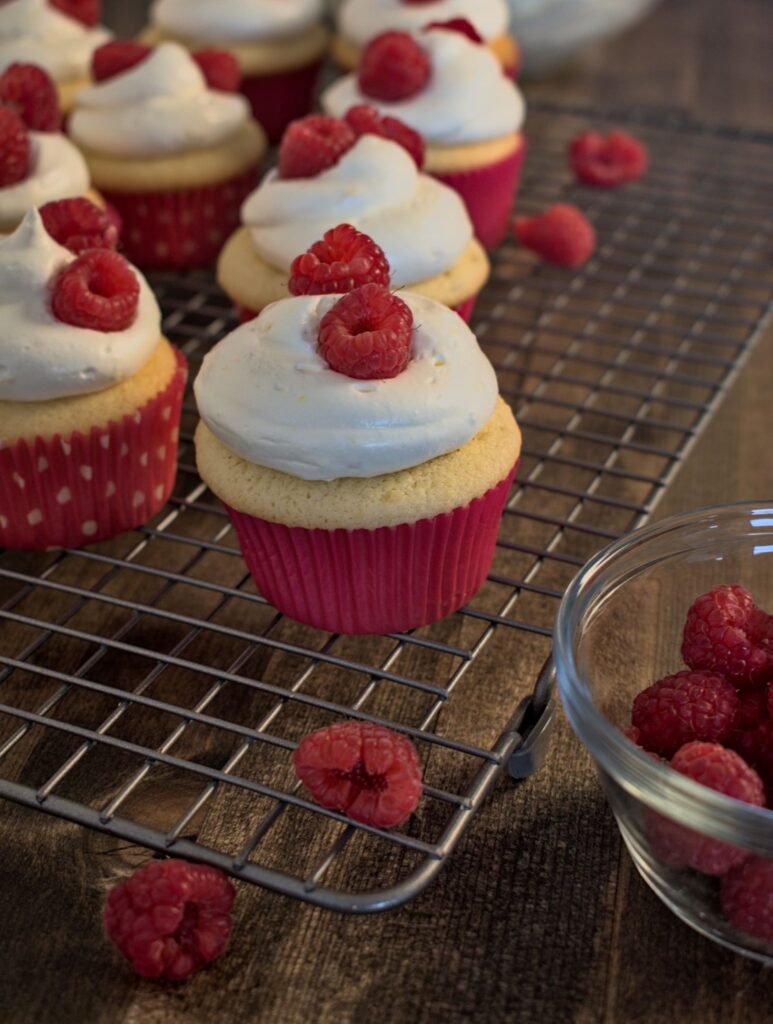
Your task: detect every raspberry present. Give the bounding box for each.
[359,32,431,102]
[730,720,773,796]
[40,197,119,254]
[569,130,648,187]
[425,18,484,44]
[92,41,152,83]
[682,585,773,687]
[279,115,356,180]
[293,721,423,829]
[50,0,100,27]
[0,64,61,132]
[734,686,770,732]
[318,284,413,380]
[50,249,140,332]
[515,204,595,268]
[0,106,30,187]
[103,859,235,981]
[193,49,240,92]
[721,858,773,944]
[631,670,739,758]
[645,742,765,875]
[343,104,425,168]
[289,224,390,296]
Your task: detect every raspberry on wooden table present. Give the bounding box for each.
[0,64,61,133]
[681,585,773,687]
[92,41,153,83]
[721,857,773,944]
[318,283,413,380]
[514,204,596,268]
[40,198,119,254]
[279,114,356,179]
[569,130,648,187]
[0,106,30,187]
[631,670,739,758]
[103,859,235,981]
[359,31,431,102]
[289,224,391,296]
[193,50,241,92]
[293,721,423,829]
[344,105,425,168]
[50,249,140,332]
[425,18,484,44]
[50,0,101,27]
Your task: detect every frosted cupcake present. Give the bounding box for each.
[142,0,329,144]
[218,114,489,323]
[332,0,520,76]
[324,25,526,249]
[195,255,521,635]
[0,0,110,114]
[0,207,187,550]
[69,42,267,270]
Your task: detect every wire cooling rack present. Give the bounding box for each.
[1,103,772,913]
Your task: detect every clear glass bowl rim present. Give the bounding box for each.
[554,500,773,854]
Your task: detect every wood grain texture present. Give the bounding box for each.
[2,1,773,1022]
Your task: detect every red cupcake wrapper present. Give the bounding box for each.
[225,461,518,635]
[235,293,480,325]
[240,62,322,144]
[433,141,526,250]
[102,166,261,271]
[0,351,187,551]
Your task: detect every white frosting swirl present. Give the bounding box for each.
[69,42,250,159]
[0,0,109,82]
[242,135,472,287]
[324,29,525,144]
[0,210,161,403]
[338,0,509,45]
[151,0,324,42]
[194,291,498,481]
[0,133,90,228]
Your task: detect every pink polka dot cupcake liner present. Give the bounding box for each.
[235,294,480,326]
[102,166,261,271]
[225,460,518,635]
[0,350,187,551]
[240,62,323,144]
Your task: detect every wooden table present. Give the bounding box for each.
[3,1,773,1021]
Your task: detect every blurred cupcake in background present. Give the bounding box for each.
[142,0,329,144]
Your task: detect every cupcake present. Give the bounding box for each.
[68,41,267,270]
[142,0,329,145]
[0,0,110,114]
[0,206,187,550]
[323,25,526,249]
[332,0,520,77]
[217,114,489,323]
[195,262,521,635]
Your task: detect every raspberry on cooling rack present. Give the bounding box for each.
[721,857,773,944]
[279,114,357,180]
[343,104,425,168]
[92,40,153,83]
[289,224,391,296]
[359,31,431,102]
[50,0,101,27]
[0,106,31,188]
[681,584,773,687]
[192,50,241,93]
[0,63,61,133]
[293,721,423,829]
[514,204,596,268]
[318,283,414,381]
[569,130,648,188]
[40,197,119,255]
[631,669,739,758]
[103,859,235,981]
[50,249,140,332]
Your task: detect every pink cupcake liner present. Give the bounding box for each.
[102,166,261,271]
[433,140,526,250]
[241,62,322,144]
[235,294,479,326]
[224,461,518,635]
[0,351,187,551]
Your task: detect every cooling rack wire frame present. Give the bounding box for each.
[0,103,771,912]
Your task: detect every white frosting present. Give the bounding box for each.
[69,42,250,159]
[194,291,497,481]
[151,0,324,42]
[324,29,525,144]
[338,0,509,45]
[0,133,90,228]
[0,210,161,403]
[0,0,109,82]
[242,135,472,287]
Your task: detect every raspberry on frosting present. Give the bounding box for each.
[50,249,140,332]
[0,106,31,188]
[50,0,102,28]
[425,18,484,43]
[279,114,357,180]
[318,283,413,380]
[344,104,425,168]
[40,197,119,255]
[359,31,431,102]
[289,224,391,296]
[0,64,61,133]
[192,49,241,93]
[92,40,153,83]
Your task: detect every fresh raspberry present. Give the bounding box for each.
[569,130,648,187]
[278,115,356,180]
[425,18,484,44]
[645,742,764,875]
[40,197,119,254]
[0,106,30,187]
[318,283,413,380]
[0,64,61,132]
[359,32,431,102]
[734,686,770,732]
[730,720,773,796]
[50,249,140,332]
[631,670,739,758]
[289,225,390,296]
[50,0,101,27]
[103,859,235,981]
[623,725,641,745]
[721,858,773,943]
[514,204,596,268]
[293,721,423,829]
[193,49,241,92]
[343,104,425,168]
[92,41,152,83]
[682,585,773,687]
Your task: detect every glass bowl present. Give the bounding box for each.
[554,502,773,962]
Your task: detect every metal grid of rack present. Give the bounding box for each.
[0,103,771,912]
